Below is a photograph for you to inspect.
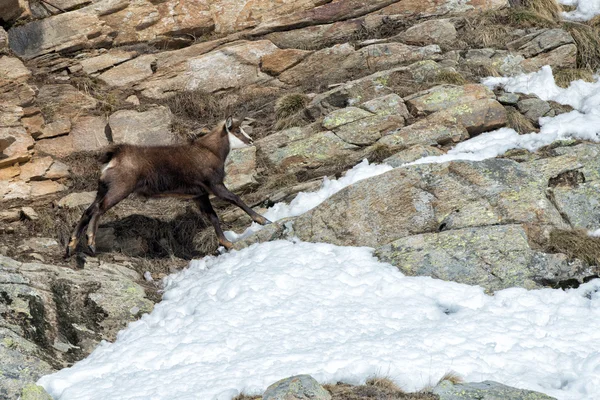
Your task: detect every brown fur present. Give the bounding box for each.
[66,118,270,257]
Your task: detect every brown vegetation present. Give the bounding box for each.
[324,378,437,400]
[506,106,537,134]
[547,229,600,267]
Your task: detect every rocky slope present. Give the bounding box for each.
[1,0,600,397]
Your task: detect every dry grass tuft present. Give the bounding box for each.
[437,371,464,385]
[274,93,311,130]
[70,75,127,116]
[548,229,600,266]
[430,70,467,85]
[366,377,404,393]
[324,381,436,400]
[554,68,595,88]
[589,14,600,27]
[462,7,556,48]
[563,22,600,70]
[232,393,261,400]
[163,87,280,140]
[520,0,562,21]
[506,106,538,134]
[367,143,399,164]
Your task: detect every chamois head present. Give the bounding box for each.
[224,116,253,149]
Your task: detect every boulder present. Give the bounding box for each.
[108,106,175,146]
[37,119,71,140]
[56,191,96,209]
[322,107,373,130]
[279,42,441,86]
[375,121,468,152]
[375,224,588,291]
[263,375,331,400]
[36,84,97,122]
[98,54,156,87]
[361,94,409,118]
[224,146,258,192]
[0,255,154,397]
[256,126,360,173]
[377,0,507,17]
[0,130,16,153]
[538,144,600,230]
[70,116,109,152]
[0,127,34,169]
[405,84,495,116]
[382,144,445,167]
[433,380,556,400]
[80,49,137,75]
[265,14,392,50]
[250,0,405,36]
[517,98,553,124]
[20,384,53,400]
[395,19,457,46]
[0,0,30,24]
[0,104,24,128]
[19,157,54,182]
[520,44,577,72]
[424,98,507,136]
[33,135,75,159]
[260,49,313,75]
[292,159,566,248]
[507,29,574,58]
[333,114,405,146]
[0,56,32,81]
[8,10,114,59]
[137,40,280,99]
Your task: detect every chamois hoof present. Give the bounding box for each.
[256,216,271,226]
[86,244,96,256]
[220,240,234,251]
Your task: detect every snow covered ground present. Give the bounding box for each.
[39,68,600,400]
[39,241,600,400]
[559,0,600,21]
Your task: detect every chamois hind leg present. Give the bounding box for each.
[65,181,109,258]
[194,194,233,250]
[209,183,271,225]
[85,183,133,255]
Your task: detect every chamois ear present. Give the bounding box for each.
[225,116,233,132]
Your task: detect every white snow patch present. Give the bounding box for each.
[406,65,600,166]
[559,0,600,21]
[39,240,600,400]
[224,160,392,242]
[589,228,600,237]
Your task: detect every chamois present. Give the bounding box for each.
[65,116,271,257]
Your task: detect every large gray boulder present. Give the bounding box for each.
[375,224,588,291]
[263,375,331,400]
[434,380,556,399]
[0,256,154,398]
[293,158,565,248]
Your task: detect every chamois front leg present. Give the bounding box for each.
[195,194,233,250]
[209,183,271,225]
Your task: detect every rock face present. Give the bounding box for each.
[108,106,174,146]
[375,225,587,291]
[263,375,332,400]
[294,158,564,248]
[0,256,154,397]
[433,380,556,400]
